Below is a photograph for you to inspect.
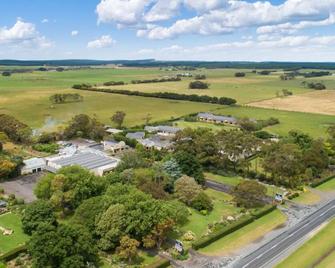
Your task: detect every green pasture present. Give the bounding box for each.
[277,219,335,268]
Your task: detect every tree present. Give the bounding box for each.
[217,130,259,172]
[27,223,99,268]
[287,130,313,150]
[262,142,304,187]
[111,111,126,128]
[189,80,209,89]
[303,140,329,178]
[235,72,246,77]
[143,218,175,249]
[0,159,16,179]
[174,176,202,206]
[96,204,127,251]
[115,151,148,172]
[191,192,213,211]
[0,114,31,143]
[174,151,205,185]
[35,166,106,212]
[116,236,140,264]
[233,180,267,208]
[22,200,57,235]
[2,71,11,77]
[63,114,105,140]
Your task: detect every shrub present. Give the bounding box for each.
[2,71,11,77]
[189,80,209,89]
[191,192,213,211]
[32,143,59,154]
[103,81,125,86]
[235,72,246,77]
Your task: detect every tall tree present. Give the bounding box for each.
[116,236,140,264]
[111,111,126,128]
[233,180,267,208]
[174,175,202,206]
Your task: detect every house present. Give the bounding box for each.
[138,135,173,151]
[144,125,181,136]
[197,113,238,125]
[21,158,46,175]
[103,140,126,154]
[126,132,145,140]
[0,200,7,208]
[46,150,120,176]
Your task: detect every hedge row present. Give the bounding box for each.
[192,205,277,250]
[0,245,27,262]
[310,175,335,188]
[75,87,237,106]
[146,258,170,268]
[131,77,181,84]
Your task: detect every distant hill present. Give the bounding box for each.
[1,59,335,69]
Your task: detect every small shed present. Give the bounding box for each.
[21,158,46,175]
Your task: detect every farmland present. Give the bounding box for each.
[1,67,335,138]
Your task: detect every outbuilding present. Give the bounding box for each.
[21,158,46,175]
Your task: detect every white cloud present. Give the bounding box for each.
[144,0,181,22]
[71,30,79,36]
[96,0,335,39]
[41,18,49,23]
[96,0,151,25]
[87,35,115,48]
[0,19,52,48]
[257,13,335,34]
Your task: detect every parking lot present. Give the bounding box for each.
[0,172,45,203]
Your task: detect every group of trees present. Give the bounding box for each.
[103,81,125,86]
[30,161,196,264]
[49,93,83,104]
[261,130,330,187]
[63,114,105,140]
[238,117,280,132]
[0,114,32,143]
[302,81,326,90]
[235,72,246,77]
[1,71,11,76]
[189,80,209,89]
[75,87,237,105]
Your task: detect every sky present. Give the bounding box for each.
[1,0,335,61]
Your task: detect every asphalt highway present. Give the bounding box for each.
[234,199,335,268]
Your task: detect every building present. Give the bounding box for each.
[144,125,181,136]
[137,135,173,151]
[197,113,238,125]
[21,158,46,175]
[105,128,123,135]
[126,132,145,140]
[46,150,120,176]
[103,140,127,154]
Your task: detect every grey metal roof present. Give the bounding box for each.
[51,152,117,170]
[126,132,145,140]
[197,113,237,123]
[145,125,181,134]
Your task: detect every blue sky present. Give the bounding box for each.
[1,0,335,61]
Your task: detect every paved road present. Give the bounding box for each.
[234,199,335,268]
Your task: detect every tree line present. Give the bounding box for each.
[73,86,237,105]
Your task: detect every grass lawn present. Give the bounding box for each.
[294,188,321,205]
[215,106,335,138]
[276,219,335,268]
[205,173,243,186]
[199,209,287,256]
[316,178,335,192]
[180,189,241,244]
[317,251,335,268]
[0,213,29,255]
